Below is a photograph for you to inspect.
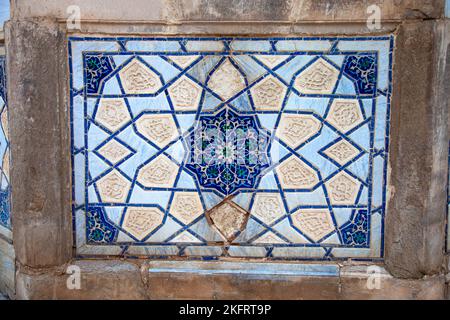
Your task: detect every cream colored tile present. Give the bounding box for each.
[276,156,319,189]
[96,98,131,132]
[96,170,131,203]
[251,193,285,225]
[323,139,360,165]
[291,209,335,242]
[294,58,339,94]
[97,140,131,165]
[135,114,178,148]
[122,207,164,241]
[326,99,364,133]
[250,75,287,111]
[325,171,361,205]
[168,75,202,110]
[137,154,178,188]
[119,59,162,94]
[276,114,322,149]
[169,191,204,225]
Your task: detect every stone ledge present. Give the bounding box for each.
[13,260,447,300]
[11,0,445,22]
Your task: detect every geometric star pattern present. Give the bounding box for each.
[0,56,11,235]
[70,37,393,261]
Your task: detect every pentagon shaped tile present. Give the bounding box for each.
[251,193,285,225]
[119,59,162,94]
[207,59,246,101]
[276,156,319,190]
[96,170,131,203]
[97,140,132,165]
[250,75,287,111]
[208,201,249,242]
[135,114,179,148]
[291,209,335,242]
[322,139,360,166]
[169,191,204,225]
[276,114,322,149]
[168,75,202,111]
[96,98,131,132]
[294,58,339,95]
[325,171,361,205]
[326,99,364,133]
[137,154,179,188]
[122,207,164,241]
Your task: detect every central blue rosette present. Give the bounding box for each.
[185,108,271,196]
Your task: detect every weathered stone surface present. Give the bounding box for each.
[15,260,146,300]
[11,259,449,300]
[0,237,15,298]
[144,261,341,300]
[385,20,449,279]
[6,19,72,267]
[143,261,446,300]
[11,0,445,22]
[340,265,445,300]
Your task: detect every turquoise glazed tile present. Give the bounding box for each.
[69,37,393,260]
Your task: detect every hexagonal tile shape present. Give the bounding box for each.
[169,191,204,225]
[137,154,179,188]
[207,59,246,101]
[325,171,361,205]
[119,59,162,94]
[250,75,287,111]
[208,201,249,242]
[168,75,202,111]
[251,193,285,225]
[276,114,322,149]
[122,207,164,241]
[97,140,132,165]
[276,156,319,190]
[294,58,339,95]
[96,98,131,132]
[135,114,179,148]
[291,209,335,242]
[322,139,360,166]
[96,170,131,203]
[326,99,364,133]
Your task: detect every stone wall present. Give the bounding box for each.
[1,0,450,299]
[0,17,15,298]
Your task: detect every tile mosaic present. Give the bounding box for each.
[0,55,10,237]
[69,37,393,260]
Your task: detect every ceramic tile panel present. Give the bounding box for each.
[69,37,393,260]
[0,55,11,240]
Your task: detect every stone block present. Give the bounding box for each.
[385,20,449,278]
[5,19,72,267]
[15,260,146,300]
